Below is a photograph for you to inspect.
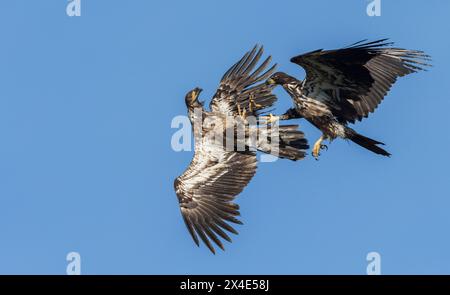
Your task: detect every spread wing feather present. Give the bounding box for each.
[210,45,277,116]
[174,138,257,254]
[175,46,309,254]
[291,39,431,123]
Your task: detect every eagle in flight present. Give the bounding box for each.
[264,39,431,159]
[174,46,309,253]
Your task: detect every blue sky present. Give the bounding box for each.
[0,0,449,274]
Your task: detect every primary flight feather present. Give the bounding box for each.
[264,39,431,159]
[174,46,309,253]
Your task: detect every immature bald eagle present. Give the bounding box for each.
[174,46,309,253]
[264,39,430,159]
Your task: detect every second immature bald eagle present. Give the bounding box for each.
[174,46,309,253]
[264,39,431,159]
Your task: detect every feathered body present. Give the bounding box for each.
[267,39,431,157]
[175,46,309,253]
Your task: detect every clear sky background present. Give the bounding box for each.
[0,0,449,274]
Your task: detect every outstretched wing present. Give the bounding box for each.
[174,138,257,254]
[210,45,277,116]
[291,39,431,123]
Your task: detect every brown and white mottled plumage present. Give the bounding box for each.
[210,45,277,116]
[266,39,431,158]
[175,46,309,253]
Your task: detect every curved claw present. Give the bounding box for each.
[248,94,262,113]
[259,113,279,125]
[237,103,247,120]
[312,149,321,160]
[321,144,328,151]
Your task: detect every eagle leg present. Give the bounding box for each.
[237,103,246,119]
[259,113,280,125]
[312,135,328,160]
[248,93,262,113]
[259,108,296,124]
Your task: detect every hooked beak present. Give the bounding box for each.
[191,87,203,100]
[194,87,203,97]
[266,78,276,85]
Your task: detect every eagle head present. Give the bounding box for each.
[266,72,297,86]
[185,87,203,108]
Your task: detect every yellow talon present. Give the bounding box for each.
[312,135,328,160]
[248,94,262,112]
[260,113,280,125]
[237,103,246,119]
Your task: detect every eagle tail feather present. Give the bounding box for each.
[256,125,309,161]
[346,129,391,157]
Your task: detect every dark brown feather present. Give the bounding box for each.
[291,39,431,123]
